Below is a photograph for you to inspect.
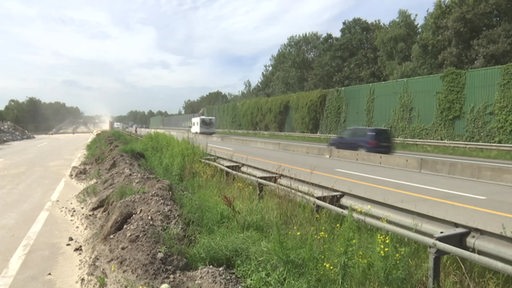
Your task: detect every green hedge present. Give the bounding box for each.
[210,91,326,133]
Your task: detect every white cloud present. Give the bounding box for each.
[0,0,433,115]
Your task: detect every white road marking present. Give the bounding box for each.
[334,168,486,200]
[0,148,85,288]
[37,142,47,147]
[0,178,65,288]
[208,144,233,151]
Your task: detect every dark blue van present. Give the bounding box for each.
[328,127,393,154]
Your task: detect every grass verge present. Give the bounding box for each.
[85,130,134,162]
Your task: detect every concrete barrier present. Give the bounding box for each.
[279,142,328,156]
[214,135,512,185]
[420,158,512,184]
[376,153,422,171]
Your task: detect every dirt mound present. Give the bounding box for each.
[69,135,242,287]
[0,121,34,143]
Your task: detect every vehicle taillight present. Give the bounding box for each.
[368,140,378,147]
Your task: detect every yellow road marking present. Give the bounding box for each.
[211,148,512,219]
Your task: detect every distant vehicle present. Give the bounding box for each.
[190,116,216,135]
[328,127,393,154]
[113,122,124,130]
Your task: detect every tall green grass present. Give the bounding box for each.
[85,130,135,162]
[176,169,427,287]
[109,184,144,203]
[127,132,204,185]
[99,131,511,287]
[174,167,511,287]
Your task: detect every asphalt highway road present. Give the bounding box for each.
[205,138,512,237]
[0,134,91,288]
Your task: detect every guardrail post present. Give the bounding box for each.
[256,176,278,199]
[257,182,264,199]
[428,228,471,288]
[428,247,444,288]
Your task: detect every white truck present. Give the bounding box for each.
[190,116,216,135]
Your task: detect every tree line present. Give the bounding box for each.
[183,0,512,113]
[0,97,174,132]
[0,97,82,133]
[113,110,171,128]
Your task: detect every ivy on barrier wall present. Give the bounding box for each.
[319,89,346,135]
[239,98,263,130]
[389,82,414,138]
[209,91,325,133]
[265,97,289,131]
[236,97,289,131]
[289,90,327,133]
[493,63,512,143]
[432,68,466,140]
[210,102,241,130]
[365,86,375,127]
[464,103,494,143]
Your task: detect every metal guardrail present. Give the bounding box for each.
[395,138,512,151]
[203,155,512,288]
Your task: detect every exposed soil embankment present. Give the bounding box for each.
[69,135,241,287]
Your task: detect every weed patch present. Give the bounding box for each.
[108,184,144,203]
[77,183,99,203]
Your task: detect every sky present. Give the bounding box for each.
[0,0,435,116]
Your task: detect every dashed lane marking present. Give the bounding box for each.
[335,168,486,199]
[0,178,65,288]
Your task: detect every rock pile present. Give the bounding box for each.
[0,121,34,144]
